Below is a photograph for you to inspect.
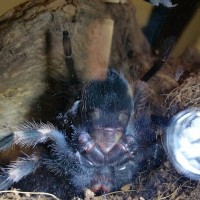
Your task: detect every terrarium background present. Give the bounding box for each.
[1,0,200,56]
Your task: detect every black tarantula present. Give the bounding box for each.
[0,31,165,198]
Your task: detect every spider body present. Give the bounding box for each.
[0,32,165,199]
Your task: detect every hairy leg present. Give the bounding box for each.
[0,153,40,190]
[0,122,79,176]
[0,122,73,157]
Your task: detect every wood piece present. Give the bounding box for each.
[103,0,127,3]
[0,0,151,139]
[86,18,114,80]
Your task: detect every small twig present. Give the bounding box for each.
[0,190,61,200]
[100,189,138,198]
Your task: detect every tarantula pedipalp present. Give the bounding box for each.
[0,31,165,198]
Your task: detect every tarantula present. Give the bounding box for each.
[0,31,165,198]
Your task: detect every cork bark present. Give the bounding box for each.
[0,0,151,128]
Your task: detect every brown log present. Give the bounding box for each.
[0,0,151,162]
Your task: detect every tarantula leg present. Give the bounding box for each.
[0,122,76,160]
[106,135,137,166]
[63,31,79,84]
[0,132,14,151]
[78,133,104,166]
[0,154,40,190]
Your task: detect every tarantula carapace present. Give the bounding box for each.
[0,31,165,198]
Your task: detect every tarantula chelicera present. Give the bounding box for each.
[0,31,165,198]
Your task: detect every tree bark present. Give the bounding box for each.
[0,0,151,130]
